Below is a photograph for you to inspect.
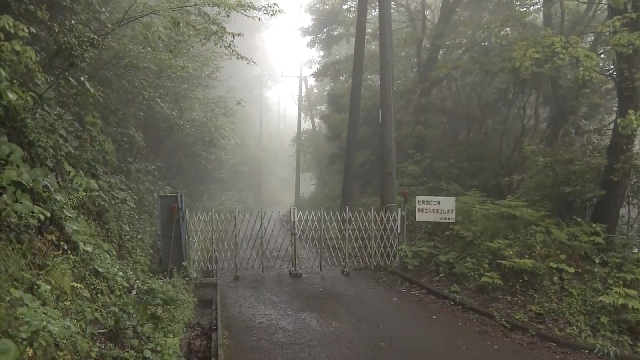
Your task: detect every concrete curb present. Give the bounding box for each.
[388,268,638,360]
[216,279,223,360]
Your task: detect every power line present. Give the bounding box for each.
[294,0,307,30]
[288,91,298,105]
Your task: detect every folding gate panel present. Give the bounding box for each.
[187,208,401,277]
[188,210,293,276]
[295,209,400,270]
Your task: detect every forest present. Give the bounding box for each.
[299,0,640,355]
[2,0,640,358]
[0,0,285,358]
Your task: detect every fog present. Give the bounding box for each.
[213,3,317,209]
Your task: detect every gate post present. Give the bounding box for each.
[157,193,186,276]
[370,208,375,267]
[289,207,302,277]
[396,208,402,266]
[260,208,265,273]
[341,206,350,276]
[319,209,324,271]
[212,209,218,278]
[234,208,239,280]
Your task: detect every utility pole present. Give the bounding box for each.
[283,105,287,194]
[340,0,369,212]
[295,64,303,207]
[284,107,287,169]
[282,65,304,207]
[276,90,281,180]
[378,0,396,212]
[303,78,317,132]
[259,76,264,208]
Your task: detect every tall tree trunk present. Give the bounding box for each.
[411,0,463,156]
[591,0,640,235]
[415,0,463,99]
[542,0,603,147]
[378,0,396,211]
[340,0,368,211]
[542,0,571,147]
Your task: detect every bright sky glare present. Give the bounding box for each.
[261,0,316,131]
[264,0,315,75]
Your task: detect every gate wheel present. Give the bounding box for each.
[289,269,302,278]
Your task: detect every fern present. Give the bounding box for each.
[43,259,73,297]
[498,258,540,271]
[67,191,87,209]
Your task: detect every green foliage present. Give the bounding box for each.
[0,339,19,360]
[1,0,277,358]
[517,145,605,219]
[0,128,196,358]
[402,190,640,353]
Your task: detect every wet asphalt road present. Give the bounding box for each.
[220,269,559,360]
[219,205,559,359]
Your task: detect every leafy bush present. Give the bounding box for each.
[0,130,196,358]
[402,190,640,352]
[0,0,280,357]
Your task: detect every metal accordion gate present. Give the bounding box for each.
[186,207,401,278]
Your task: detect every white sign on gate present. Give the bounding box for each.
[415,196,456,222]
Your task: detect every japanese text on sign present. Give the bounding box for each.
[415,196,456,222]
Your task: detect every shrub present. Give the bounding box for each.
[402,191,640,352]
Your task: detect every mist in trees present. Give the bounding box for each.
[216,12,299,208]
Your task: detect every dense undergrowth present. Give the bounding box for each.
[0,0,276,359]
[0,131,195,359]
[0,11,194,360]
[402,190,640,354]
[394,147,640,354]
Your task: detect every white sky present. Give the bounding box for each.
[261,0,316,132]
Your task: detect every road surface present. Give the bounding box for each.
[220,269,563,360]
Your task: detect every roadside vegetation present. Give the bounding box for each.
[299,0,640,354]
[0,0,278,359]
